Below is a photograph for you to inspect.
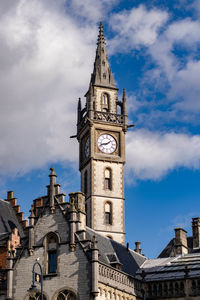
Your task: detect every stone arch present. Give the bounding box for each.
[43,231,61,246]
[24,291,49,300]
[52,287,78,300]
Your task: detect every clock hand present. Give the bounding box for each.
[100,141,111,146]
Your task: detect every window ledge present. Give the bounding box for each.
[43,273,58,279]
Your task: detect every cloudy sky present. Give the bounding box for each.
[0,0,200,258]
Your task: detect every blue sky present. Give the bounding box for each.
[0,0,200,258]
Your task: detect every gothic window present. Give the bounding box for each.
[105,202,112,225]
[44,232,59,274]
[105,168,112,190]
[101,93,109,112]
[84,171,88,195]
[56,290,76,300]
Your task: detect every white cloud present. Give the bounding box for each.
[1,0,200,185]
[109,4,200,114]
[0,0,99,176]
[169,60,200,111]
[68,0,119,23]
[126,130,200,180]
[109,5,168,53]
[147,18,200,112]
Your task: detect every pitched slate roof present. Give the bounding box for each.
[86,227,146,276]
[137,253,200,281]
[0,199,25,245]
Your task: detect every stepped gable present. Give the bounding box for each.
[0,198,25,244]
[87,227,146,276]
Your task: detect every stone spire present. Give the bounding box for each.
[90,22,116,89]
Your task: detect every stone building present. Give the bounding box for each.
[0,23,200,300]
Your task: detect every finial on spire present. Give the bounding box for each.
[49,167,57,177]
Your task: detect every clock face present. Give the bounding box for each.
[97,134,117,154]
[84,137,89,158]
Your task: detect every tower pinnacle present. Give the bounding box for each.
[90,22,116,89]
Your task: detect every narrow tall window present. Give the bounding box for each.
[105,202,112,225]
[45,233,58,274]
[101,93,109,112]
[84,171,88,195]
[105,168,112,190]
[49,250,57,273]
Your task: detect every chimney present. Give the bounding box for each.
[174,228,188,255]
[192,218,200,248]
[7,191,13,199]
[135,241,142,254]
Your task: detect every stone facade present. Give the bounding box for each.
[77,23,126,245]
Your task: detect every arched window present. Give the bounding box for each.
[26,293,47,300]
[101,93,109,112]
[44,232,59,274]
[84,171,88,195]
[105,202,112,225]
[56,290,76,300]
[105,168,112,190]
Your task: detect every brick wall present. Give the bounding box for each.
[0,247,7,269]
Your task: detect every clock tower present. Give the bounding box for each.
[76,23,128,244]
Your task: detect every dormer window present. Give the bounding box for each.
[106,253,121,270]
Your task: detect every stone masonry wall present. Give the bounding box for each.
[12,206,91,300]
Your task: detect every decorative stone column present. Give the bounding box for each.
[91,235,99,299]
[69,194,77,251]
[6,250,14,300]
[28,205,35,255]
